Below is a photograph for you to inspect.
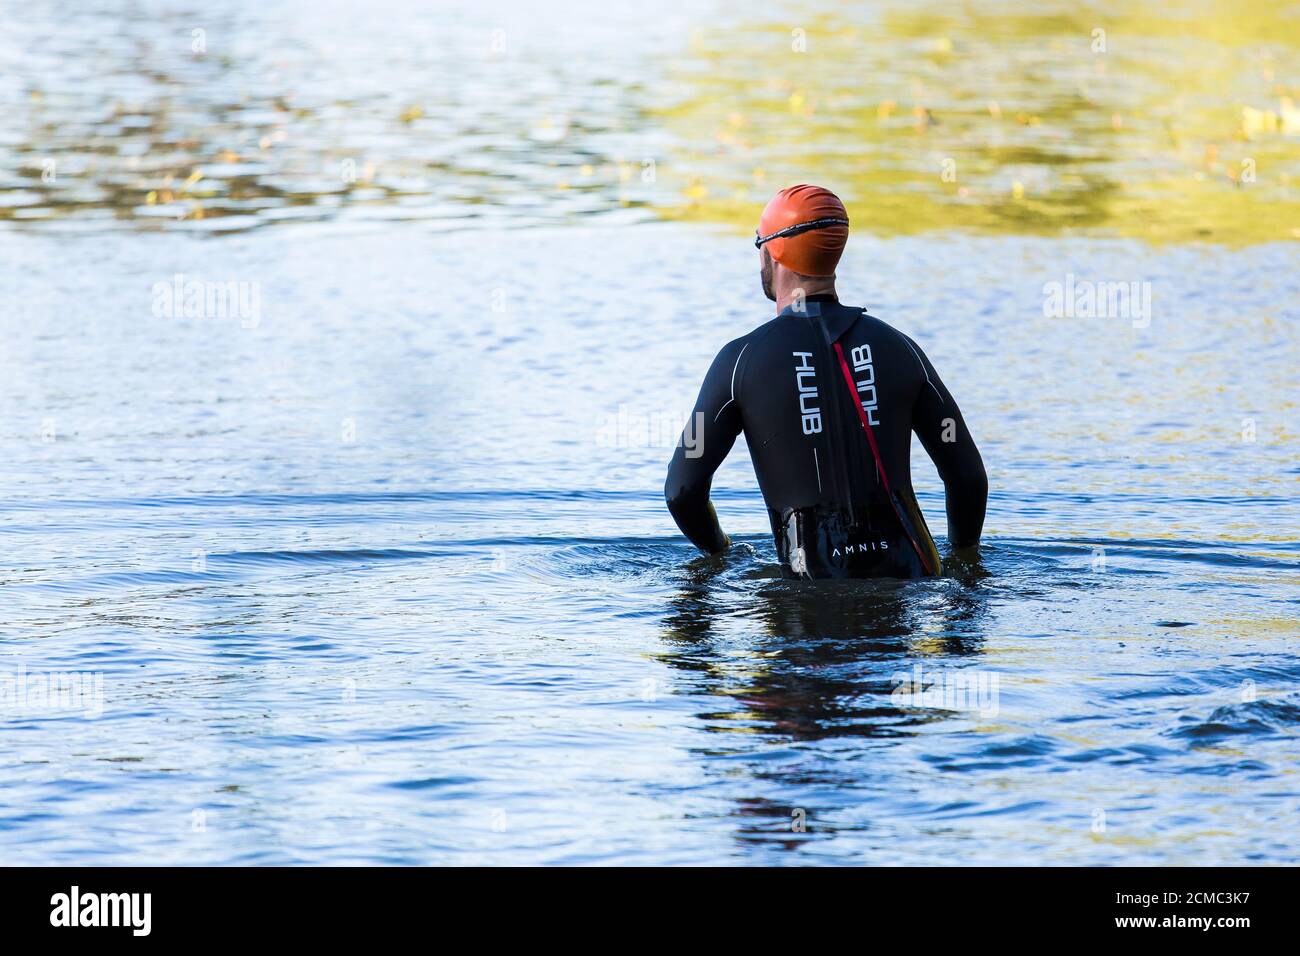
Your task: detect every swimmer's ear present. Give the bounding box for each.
[766,237,786,264]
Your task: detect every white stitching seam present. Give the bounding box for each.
[899,333,944,403]
[713,341,749,423]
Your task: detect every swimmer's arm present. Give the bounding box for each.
[905,335,988,550]
[664,339,746,555]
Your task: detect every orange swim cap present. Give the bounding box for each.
[756,184,849,277]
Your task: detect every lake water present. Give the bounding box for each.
[0,0,1297,865]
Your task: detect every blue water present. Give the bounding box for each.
[1,223,1296,864]
[2,0,1299,865]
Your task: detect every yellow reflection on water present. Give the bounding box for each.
[655,2,1300,244]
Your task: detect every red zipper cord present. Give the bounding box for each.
[832,341,936,576]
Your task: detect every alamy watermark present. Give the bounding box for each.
[151,273,262,328]
[1043,273,1151,327]
[1,664,104,719]
[891,663,1000,717]
[597,406,704,457]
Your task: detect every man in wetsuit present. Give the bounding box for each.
[664,184,988,578]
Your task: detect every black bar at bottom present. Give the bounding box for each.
[0,866,1284,940]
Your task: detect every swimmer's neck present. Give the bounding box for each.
[774,277,837,315]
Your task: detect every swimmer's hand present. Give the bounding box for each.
[944,544,988,581]
[698,532,730,557]
[697,504,729,555]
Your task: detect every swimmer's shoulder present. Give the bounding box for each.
[853,309,926,354]
[740,311,800,347]
[850,311,941,393]
[708,313,783,363]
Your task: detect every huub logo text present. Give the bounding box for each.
[793,351,821,434]
[847,342,880,425]
[1042,273,1151,327]
[50,886,151,936]
[151,273,262,328]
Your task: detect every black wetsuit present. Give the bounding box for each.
[665,296,987,578]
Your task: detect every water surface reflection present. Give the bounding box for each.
[657,549,1002,854]
[661,549,993,739]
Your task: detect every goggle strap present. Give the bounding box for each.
[755,217,849,248]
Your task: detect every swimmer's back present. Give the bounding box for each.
[665,295,986,578]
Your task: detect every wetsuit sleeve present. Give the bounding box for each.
[903,334,988,549]
[664,337,747,554]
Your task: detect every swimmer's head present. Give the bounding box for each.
[756,185,849,301]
